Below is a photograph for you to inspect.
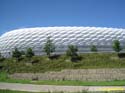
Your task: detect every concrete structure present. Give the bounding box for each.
[9,69,125,81]
[0,26,125,57]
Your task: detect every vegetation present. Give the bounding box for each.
[0,90,45,93]
[1,78,125,86]
[0,38,125,87]
[90,45,97,52]
[43,37,55,57]
[0,52,2,58]
[12,48,22,61]
[0,90,124,93]
[20,50,25,56]
[26,48,34,59]
[66,45,80,62]
[0,52,5,61]
[112,40,122,53]
[0,72,125,86]
[32,80,125,86]
[0,53,125,73]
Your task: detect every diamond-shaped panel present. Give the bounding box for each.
[0,27,125,57]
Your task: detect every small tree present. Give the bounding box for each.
[0,52,5,61]
[0,53,2,58]
[90,45,97,52]
[12,48,22,61]
[66,45,79,62]
[26,48,34,59]
[43,37,55,57]
[112,40,122,53]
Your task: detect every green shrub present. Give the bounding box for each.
[26,48,34,59]
[112,40,122,53]
[90,45,98,52]
[12,48,22,61]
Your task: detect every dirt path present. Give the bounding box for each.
[0,82,125,92]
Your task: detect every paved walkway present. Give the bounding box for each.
[0,82,125,92]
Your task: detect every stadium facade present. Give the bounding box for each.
[0,26,125,57]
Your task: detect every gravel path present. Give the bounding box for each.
[0,82,125,92]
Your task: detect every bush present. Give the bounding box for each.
[90,45,97,52]
[49,54,60,60]
[118,53,125,58]
[12,48,22,61]
[66,45,80,62]
[112,40,122,53]
[26,48,34,59]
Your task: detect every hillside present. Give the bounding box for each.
[0,53,125,73]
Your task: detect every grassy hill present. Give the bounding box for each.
[0,53,125,73]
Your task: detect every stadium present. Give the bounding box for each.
[0,26,125,57]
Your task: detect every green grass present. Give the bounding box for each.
[0,53,125,86]
[0,72,125,86]
[1,53,125,73]
[0,89,124,93]
[1,79,125,86]
[32,80,125,86]
[0,89,45,93]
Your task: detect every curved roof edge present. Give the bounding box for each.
[1,26,125,37]
[11,26,125,30]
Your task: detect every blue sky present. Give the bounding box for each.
[0,0,125,35]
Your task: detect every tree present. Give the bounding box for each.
[0,52,5,61]
[0,53,2,58]
[12,48,22,61]
[26,48,34,59]
[43,37,55,57]
[66,45,79,62]
[112,40,122,53]
[90,45,97,52]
